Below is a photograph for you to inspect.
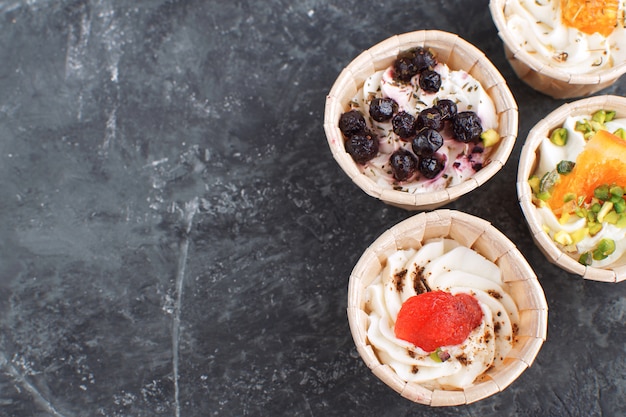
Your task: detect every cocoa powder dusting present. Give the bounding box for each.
[394,269,407,292]
[487,289,502,299]
[456,354,469,366]
[494,322,501,334]
[412,265,431,294]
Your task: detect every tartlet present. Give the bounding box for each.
[347,210,548,405]
[490,0,626,99]
[518,95,626,282]
[324,30,517,210]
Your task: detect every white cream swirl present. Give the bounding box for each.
[503,0,626,74]
[365,238,519,390]
[533,114,626,267]
[352,62,498,193]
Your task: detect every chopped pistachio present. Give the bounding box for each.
[575,120,590,133]
[554,230,573,245]
[610,186,624,197]
[587,210,597,223]
[481,129,500,147]
[617,214,626,228]
[559,211,571,225]
[578,252,593,266]
[597,201,614,223]
[570,228,589,244]
[540,170,560,193]
[613,128,626,140]
[604,211,619,224]
[528,176,541,194]
[589,121,604,132]
[605,110,617,122]
[563,192,576,203]
[549,128,568,146]
[592,110,607,124]
[574,207,587,218]
[556,160,575,174]
[614,198,626,214]
[593,239,616,260]
[536,191,551,201]
[591,202,602,213]
[594,184,610,201]
[588,222,602,236]
[429,348,450,363]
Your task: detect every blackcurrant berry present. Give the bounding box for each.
[345,131,379,164]
[392,111,416,140]
[452,111,483,143]
[339,110,366,137]
[394,51,420,82]
[416,107,443,131]
[412,128,444,156]
[434,99,457,121]
[389,149,418,182]
[411,47,438,73]
[419,69,441,93]
[419,154,445,179]
[369,98,398,122]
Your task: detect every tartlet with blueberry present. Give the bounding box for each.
[325,30,518,210]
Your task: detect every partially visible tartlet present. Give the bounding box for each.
[518,95,626,282]
[490,0,626,99]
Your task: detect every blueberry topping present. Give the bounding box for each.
[472,162,483,171]
[416,107,443,131]
[419,69,441,93]
[392,111,417,140]
[393,47,438,83]
[345,131,379,164]
[410,47,438,73]
[369,98,398,122]
[389,149,418,181]
[339,110,367,137]
[419,154,445,179]
[434,99,457,121]
[412,128,444,156]
[452,111,483,143]
[393,51,420,82]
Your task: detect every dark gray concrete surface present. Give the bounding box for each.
[0,0,624,416]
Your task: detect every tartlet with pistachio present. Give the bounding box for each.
[529,109,626,267]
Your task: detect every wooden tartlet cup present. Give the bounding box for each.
[324,30,518,211]
[347,210,548,405]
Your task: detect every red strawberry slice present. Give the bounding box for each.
[394,290,483,352]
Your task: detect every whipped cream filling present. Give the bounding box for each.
[533,115,626,267]
[365,238,519,390]
[504,0,626,74]
[351,62,498,193]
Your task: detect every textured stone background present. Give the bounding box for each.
[0,0,624,416]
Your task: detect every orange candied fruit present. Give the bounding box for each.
[560,0,620,37]
[548,129,626,212]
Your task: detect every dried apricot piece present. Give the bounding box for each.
[394,290,483,352]
[548,129,626,212]
[560,0,620,37]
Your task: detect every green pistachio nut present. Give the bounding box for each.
[549,128,568,146]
